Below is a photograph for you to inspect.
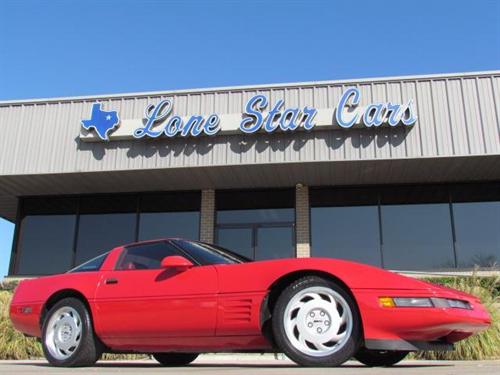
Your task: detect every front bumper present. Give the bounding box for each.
[353,288,491,350]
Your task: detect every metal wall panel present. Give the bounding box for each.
[0,71,498,179]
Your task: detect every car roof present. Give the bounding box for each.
[120,237,216,250]
[122,237,184,247]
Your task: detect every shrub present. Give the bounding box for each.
[411,274,500,360]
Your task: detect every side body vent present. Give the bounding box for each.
[216,292,266,336]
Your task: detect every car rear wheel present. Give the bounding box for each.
[355,348,408,366]
[153,353,199,366]
[272,276,361,366]
[42,297,102,367]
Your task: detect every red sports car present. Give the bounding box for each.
[10,239,490,367]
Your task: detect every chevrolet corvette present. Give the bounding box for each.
[10,238,491,367]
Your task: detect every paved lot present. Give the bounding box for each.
[1,356,500,374]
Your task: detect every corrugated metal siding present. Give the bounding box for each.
[0,72,499,177]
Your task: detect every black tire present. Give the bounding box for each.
[271,276,362,367]
[355,348,408,367]
[41,297,102,367]
[152,353,199,366]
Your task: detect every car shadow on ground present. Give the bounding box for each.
[15,361,453,369]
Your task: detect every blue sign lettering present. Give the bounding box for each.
[386,102,402,126]
[400,100,418,126]
[81,88,417,141]
[336,88,360,128]
[240,96,318,134]
[302,107,316,130]
[204,114,220,135]
[164,115,182,137]
[132,99,221,139]
[336,87,417,128]
[280,107,300,131]
[240,95,267,133]
[363,103,385,127]
[134,100,172,138]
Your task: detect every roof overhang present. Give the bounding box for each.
[1,154,499,221]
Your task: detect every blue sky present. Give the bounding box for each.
[0,0,499,276]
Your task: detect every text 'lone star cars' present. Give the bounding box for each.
[10,239,490,367]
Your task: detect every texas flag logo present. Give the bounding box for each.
[81,103,120,141]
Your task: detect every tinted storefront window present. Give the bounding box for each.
[139,212,200,241]
[379,186,456,270]
[15,197,78,275]
[16,215,76,275]
[311,206,381,267]
[217,209,294,224]
[453,202,500,268]
[74,195,137,265]
[381,204,455,270]
[75,213,136,265]
[12,184,500,275]
[217,227,253,259]
[310,184,499,271]
[256,226,295,260]
[139,192,200,241]
[13,193,202,275]
[14,193,203,275]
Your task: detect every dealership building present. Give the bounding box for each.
[0,71,499,277]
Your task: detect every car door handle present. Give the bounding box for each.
[105,278,118,285]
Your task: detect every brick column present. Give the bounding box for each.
[295,184,311,258]
[200,189,215,243]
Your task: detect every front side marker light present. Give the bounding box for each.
[378,297,396,308]
[393,297,433,308]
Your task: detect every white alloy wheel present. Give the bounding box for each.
[44,306,83,360]
[283,286,353,357]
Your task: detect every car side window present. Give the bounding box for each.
[116,242,181,270]
[68,252,109,273]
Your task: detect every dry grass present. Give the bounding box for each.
[411,274,500,360]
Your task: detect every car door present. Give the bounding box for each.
[94,241,218,342]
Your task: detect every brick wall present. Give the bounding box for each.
[200,189,215,243]
[295,185,310,257]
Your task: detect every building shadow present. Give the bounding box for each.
[75,125,413,161]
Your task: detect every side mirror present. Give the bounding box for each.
[160,255,194,271]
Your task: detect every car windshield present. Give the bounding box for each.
[67,252,109,273]
[172,239,250,265]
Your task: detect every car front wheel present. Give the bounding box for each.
[152,353,199,366]
[355,348,408,366]
[272,276,361,366]
[42,297,102,367]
